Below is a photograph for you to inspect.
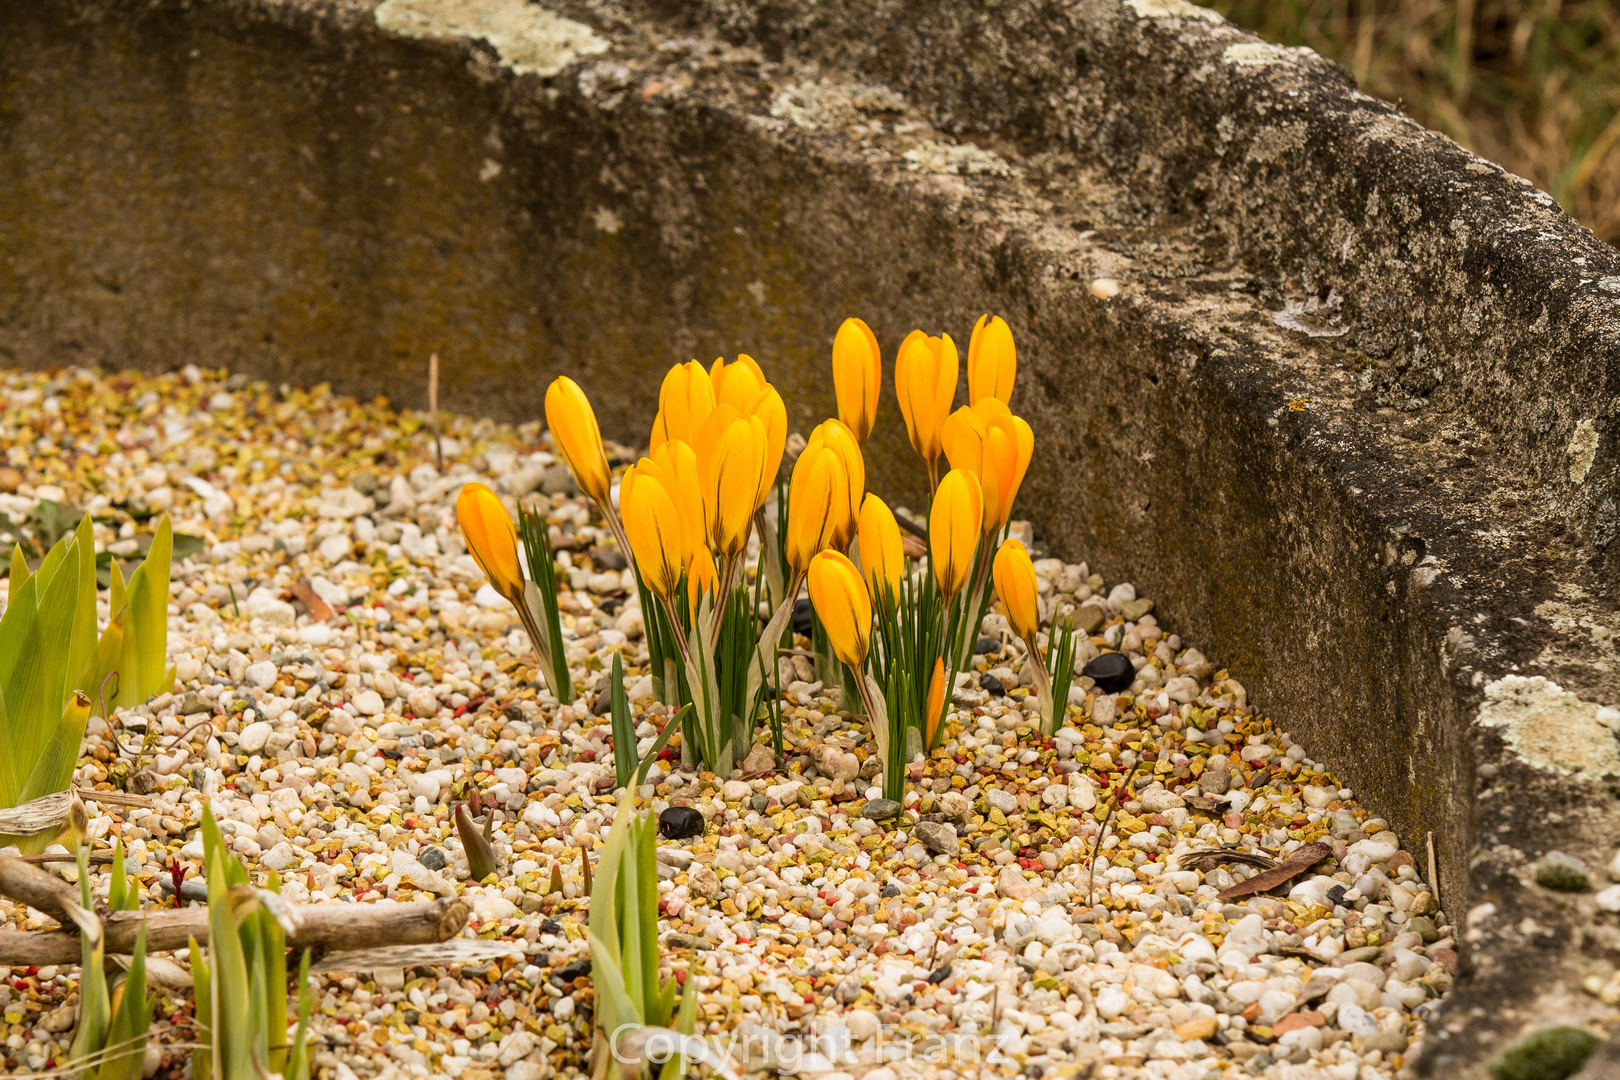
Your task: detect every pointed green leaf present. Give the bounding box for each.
[188,936,211,1080]
[8,545,27,590]
[17,690,91,805]
[132,516,172,698]
[66,516,97,694]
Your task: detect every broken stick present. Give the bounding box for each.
[0,857,471,966]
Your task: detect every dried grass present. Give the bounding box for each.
[1214,0,1620,245]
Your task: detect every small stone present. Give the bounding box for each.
[540,464,578,496]
[0,467,21,493]
[407,687,441,717]
[979,673,1005,696]
[354,689,386,716]
[418,847,448,871]
[1083,652,1134,693]
[862,798,902,821]
[913,821,960,857]
[237,720,274,754]
[244,660,278,689]
[834,975,862,1005]
[1120,598,1154,621]
[986,788,1018,815]
[689,865,720,900]
[659,806,706,840]
[740,743,776,773]
[1074,604,1107,633]
[720,780,751,802]
[975,636,1002,655]
[1405,915,1440,943]
[1597,885,1620,912]
[1271,1011,1324,1035]
[1173,1016,1217,1041]
[1198,769,1232,795]
[997,864,1036,901]
[938,791,972,820]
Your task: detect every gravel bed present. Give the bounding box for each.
[0,367,1453,1080]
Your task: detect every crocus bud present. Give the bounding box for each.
[894,330,959,480]
[832,318,881,446]
[650,360,716,450]
[942,399,1032,534]
[687,544,719,626]
[929,469,982,602]
[806,419,864,547]
[856,494,904,602]
[992,537,1040,642]
[786,445,850,578]
[695,407,766,558]
[544,377,612,503]
[807,550,871,669]
[619,463,687,598]
[924,657,947,747]
[456,482,523,600]
[967,315,1016,405]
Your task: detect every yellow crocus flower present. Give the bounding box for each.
[856,494,904,602]
[894,330,959,484]
[649,360,715,451]
[619,463,687,598]
[695,406,766,558]
[687,544,720,626]
[710,354,768,411]
[646,440,706,566]
[455,482,523,600]
[991,537,1040,642]
[967,314,1016,405]
[929,469,982,601]
[807,550,871,668]
[543,377,612,503]
[924,657,947,747]
[786,445,850,577]
[941,399,1033,534]
[805,419,864,548]
[832,318,882,446]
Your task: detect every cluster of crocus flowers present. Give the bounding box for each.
[532,311,1037,792]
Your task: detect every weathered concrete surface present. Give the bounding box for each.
[5,0,1620,1072]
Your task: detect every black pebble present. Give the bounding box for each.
[1083,652,1135,693]
[418,846,447,871]
[975,636,1001,655]
[540,918,563,935]
[1326,885,1347,907]
[554,958,592,982]
[659,806,706,840]
[881,883,902,898]
[592,691,613,717]
[926,964,953,985]
[792,598,813,638]
[979,673,1005,696]
[504,705,525,724]
[402,1009,421,1026]
[591,547,629,571]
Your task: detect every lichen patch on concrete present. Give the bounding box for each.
[373,0,608,77]
[769,81,908,131]
[1222,42,1286,66]
[1123,0,1224,23]
[1569,418,1599,485]
[1477,675,1620,778]
[903,140,1018,178]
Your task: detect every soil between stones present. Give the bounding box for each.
[0,366,1452,1079]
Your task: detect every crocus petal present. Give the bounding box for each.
[787,446,849,577]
